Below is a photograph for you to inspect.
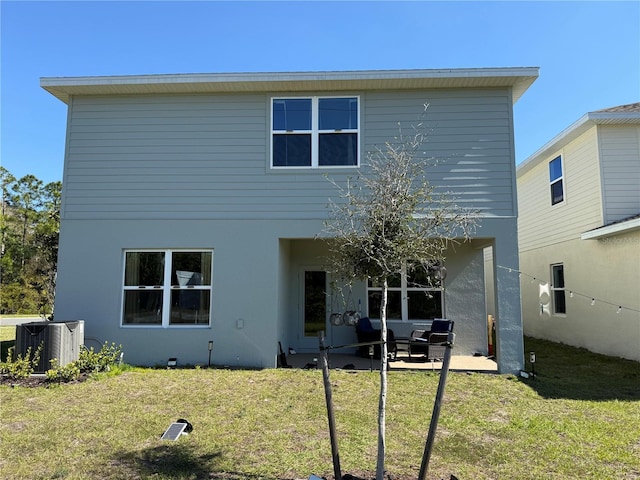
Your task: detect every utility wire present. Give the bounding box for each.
[496,264,640,315]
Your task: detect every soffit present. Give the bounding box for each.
[41,68,539,105]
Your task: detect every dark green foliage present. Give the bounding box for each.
[0,167,60,315]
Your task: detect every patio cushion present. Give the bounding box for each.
[356,316,375,333]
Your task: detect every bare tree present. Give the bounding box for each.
[322,108,478,480]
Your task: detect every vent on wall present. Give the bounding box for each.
[15,321,85,373]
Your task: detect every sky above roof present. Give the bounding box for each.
[2,1,639,185]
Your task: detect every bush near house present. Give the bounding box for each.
[0,327,123,385]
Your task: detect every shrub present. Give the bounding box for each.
[46,358,81,383]
[76,342,123,373]
[0,343,43,379]
[45,343,123,384]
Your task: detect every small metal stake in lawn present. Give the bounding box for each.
[529,351,536,378]
[418,332,455,480]
[318,331,342,480]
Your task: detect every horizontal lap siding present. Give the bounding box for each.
[63,94,328,219]
[364,90,516,217]
[518,128,603,251]
[599,125,640,223]
[62,89,517,220]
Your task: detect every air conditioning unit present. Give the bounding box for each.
[15,321,85,373]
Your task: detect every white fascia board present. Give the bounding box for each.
[581,217,640,240]
[40,67,539,86]
[40,67,539,104]
[517,114,592,176]
[517,109,640,177]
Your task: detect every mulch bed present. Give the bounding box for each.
[0,373,90,388]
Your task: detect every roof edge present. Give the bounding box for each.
[518,106,640,176]
[581,216,640,240]
[517,113,591,175]
[41,67,539,104]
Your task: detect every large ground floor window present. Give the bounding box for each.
[367,263,443,322]
[122,250,213,327]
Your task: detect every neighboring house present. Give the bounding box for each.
[41,68,538,373]
[517,103,640,362]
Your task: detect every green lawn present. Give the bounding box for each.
[1,326,16,360]
[1,336,639,480]
[0,325,16,342]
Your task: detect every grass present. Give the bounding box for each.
[0,325,16,342]
[1,335,639,480]
[1,326,16,360]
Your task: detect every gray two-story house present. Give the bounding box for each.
[41,68,538,373]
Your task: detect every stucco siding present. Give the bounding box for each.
[520,232,640,362]
[599,125,640,223]
[60,88,517,221]
[54,218,325,367]
[518,127,603,252]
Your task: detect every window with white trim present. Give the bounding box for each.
[551,263,566,315]
[122,250,213,326]
[367,263,443,322]
[549,155,564,205]
[271,96,359,168]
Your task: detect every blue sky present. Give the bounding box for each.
[1,1,639,184]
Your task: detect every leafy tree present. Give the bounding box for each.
[0,168,61,315]
[31,180,62,312]
[322,110,478,480]
[1,167,17,284]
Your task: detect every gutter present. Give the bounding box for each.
[581,216,640,240]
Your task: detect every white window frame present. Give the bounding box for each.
[367,264,444,323]
[121,249,213,328]
[549,155,565,206]
[270,95,360,169]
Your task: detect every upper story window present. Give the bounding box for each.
[271,96,359,168]
[549,155,564,205]
[122,250,213,327]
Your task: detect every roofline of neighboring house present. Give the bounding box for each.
[581,214,640,240]
[40,67,539,105]
[517,107,640,177]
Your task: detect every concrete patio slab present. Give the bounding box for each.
[286,351,498,373]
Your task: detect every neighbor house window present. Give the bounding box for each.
[123,250,213,327]
[271,96,359,168]
[549,155,564,205]
[551,263,566,315]
[367,263,443,322]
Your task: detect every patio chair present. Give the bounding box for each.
[355,317,397,359]
[408,319,454,361]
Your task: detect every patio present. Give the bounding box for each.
[285,351,498,373]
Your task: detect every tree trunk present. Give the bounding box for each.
[376,277,389,480]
